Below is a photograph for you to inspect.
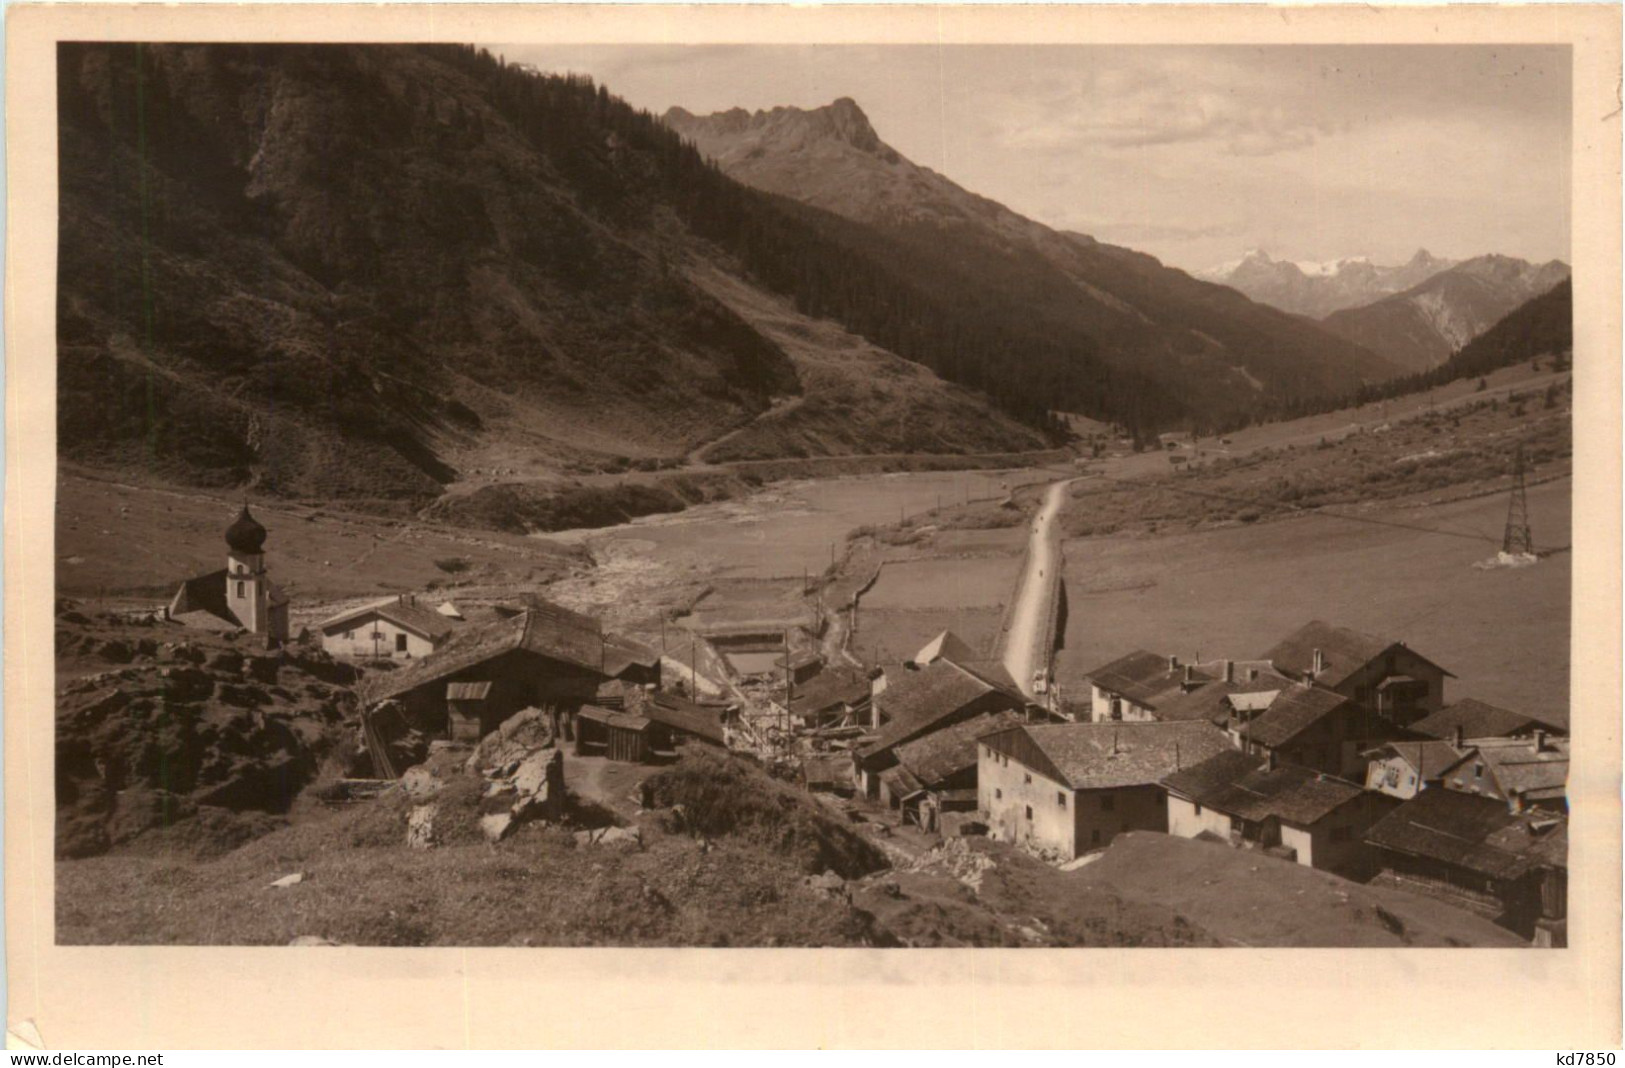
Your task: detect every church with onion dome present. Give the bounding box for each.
[166,505,291,643]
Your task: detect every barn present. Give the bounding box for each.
[360,602,660,747]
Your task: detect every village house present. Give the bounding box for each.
[852,659,1027,798]
[1365,788,1567,944]
[1439,732,1569,814]
[787,665,873,730]
[574,691,728,764]
[1409,698,1567,742]
[1362,738,1469,800]
[1262,620,1454,727]
[1223,681,1391,780]
[1162,749,1394,875]
[1148,663,1296,725]
[774,649,825,687]
[883,709,1026,829]
[316,593,456,660]
[360,600,660,753]
[1083,650,1207,722]
[167,506,290,643]
[978,720,1231,860]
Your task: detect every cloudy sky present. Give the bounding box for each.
[493,44,1572,273]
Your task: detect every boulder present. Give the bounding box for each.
[463,707,553,775]
[479,812,514,843]
[398,764,444,801]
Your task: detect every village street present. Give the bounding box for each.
[1000,477,1078,701]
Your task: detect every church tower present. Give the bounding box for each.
[224,506,271,636]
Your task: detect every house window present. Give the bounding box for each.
[236,581,245,598]
[1057,792,1067,808]
[1109,697,1123,721]
[995,788,1002,800]
[1024,773,1032,785]
[344,629,353,640]
[1194,803,1203,816]
[396,633,408,653]
[1024,805,1033,821]
[1101,794,1115,812]
[1475,763,1486,778]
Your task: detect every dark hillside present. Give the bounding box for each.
[58,43,809,500]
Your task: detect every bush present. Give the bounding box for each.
[433,556,470,574]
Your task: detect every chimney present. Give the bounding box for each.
[1311,648,1325,676]
[1223,659,1234,683]
[1533,728,1547,753]
[1453,725,1465,750]
[1168,655,1179,672]
[1183,664,1194,684]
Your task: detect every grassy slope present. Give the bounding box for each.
[1074,833,1526,947]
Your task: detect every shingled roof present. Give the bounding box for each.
[1154,669,1295,724]
[1262,621,1453,688]
[1162,749,1366,826]
[1411,698,1565,741]
[1469,735,1570,804]
[644,692,727,746]
[1366,789,1565,880]
[359,605,656,705]
[317,596,457,642]
[894,710,1025,787]
[789,666,871,717]
[1237,685,1353,748]
[1370,740,1469,781]
[858,661,1018,760]
[1085,650,1204,709]
[986,721,1232,791]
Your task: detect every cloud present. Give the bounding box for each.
[999,61,1347,158]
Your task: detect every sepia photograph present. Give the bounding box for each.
[45,34,1586,949]
[6,1,1622,1051]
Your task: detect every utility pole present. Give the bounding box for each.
[1502,443,1534,555]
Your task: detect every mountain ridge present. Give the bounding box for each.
[665,98,1402,430]
[1200,248,1460,318]
[1320,254,1571,374]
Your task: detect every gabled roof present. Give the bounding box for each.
[1369,740,1469,781]
[859,661,1017,760]
[1085,650,1189,707]
[1262,621,1453,688]
[789,666,871,716]
[317,596,457,641]
[644,692,727,746]
[578,706,649,731]
[1162,750,1366,826]
[986,721,1232,791]
[1365,789,1565,879]
[359,604,653,705]
[171,569,232,624]
[1239,685,1352,748]
[1411,698,1565,741]
[894,710,1025,787]
[915,630,983,667]
[1153,669,1296,724]
[1469,736,1569,802]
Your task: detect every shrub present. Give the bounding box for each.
[433,556,470,574]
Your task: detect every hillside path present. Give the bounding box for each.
[1001,477,1077,701]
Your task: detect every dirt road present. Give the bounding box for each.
[1001,478,1076,700]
